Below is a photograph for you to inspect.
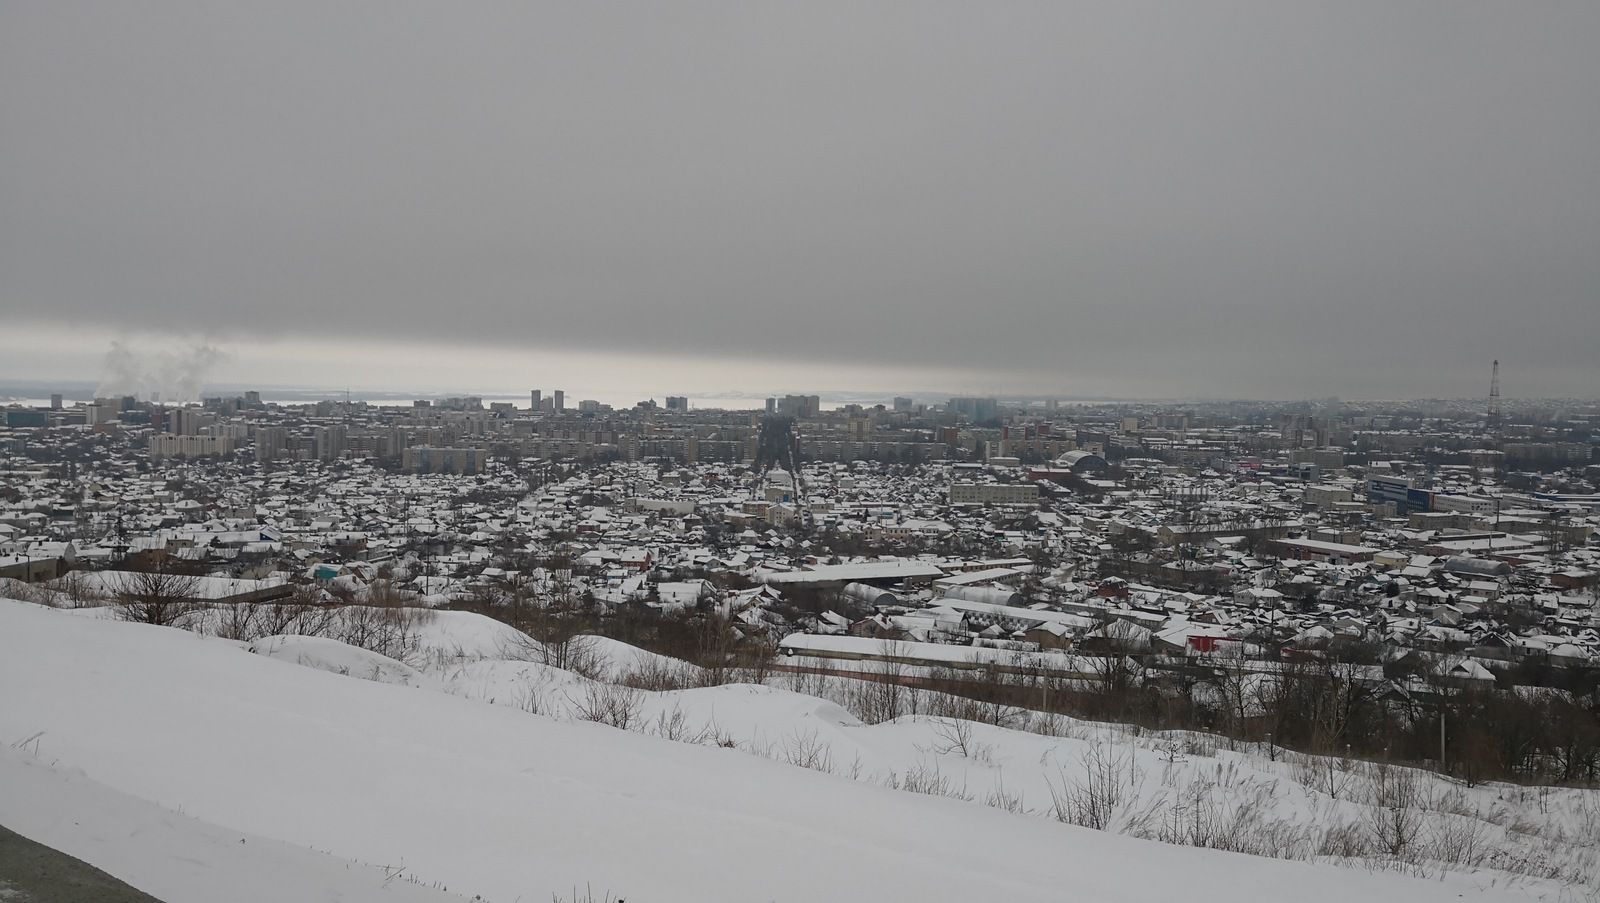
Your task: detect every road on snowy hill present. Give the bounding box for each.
[0,824,167,903]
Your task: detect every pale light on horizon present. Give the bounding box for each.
[0,322,1059,408]
[0,321,1587,405]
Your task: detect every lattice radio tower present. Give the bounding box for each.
[1486,359,1502,437]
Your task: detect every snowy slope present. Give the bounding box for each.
[405,609,533,663]
[248,634,436,688]
[0,749,465,903]
[0,600,1566,903]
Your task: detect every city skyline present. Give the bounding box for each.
[0,326,1583,410]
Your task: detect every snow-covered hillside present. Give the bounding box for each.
[0,599,1591,903]
[0,748,460,903]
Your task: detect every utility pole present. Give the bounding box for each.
[1130,725,1137,788]
[1439,708,1446,774]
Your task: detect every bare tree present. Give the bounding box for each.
[111,566,205,627]
[332,583,431,665]
[500,585,603,678]
[852,639,909,724]
[259,585,339,638]
[212,598,264,641]
[52,571,109,608]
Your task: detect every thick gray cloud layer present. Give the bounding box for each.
[3,2,1597,398]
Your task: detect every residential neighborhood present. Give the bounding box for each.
[4,392,1597,739]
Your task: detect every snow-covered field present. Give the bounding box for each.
[2,598,1595,903]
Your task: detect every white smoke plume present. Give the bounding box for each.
[96,340,228,404]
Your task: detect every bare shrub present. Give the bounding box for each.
[1047,740,1143,831]
[110,567,207,627]
[1291,750,1360,801]
[499,588,602,677]
[697,713,739,750]
[738,735,777,759]
[198,588,345,644]
[885,761,973,801]
[1315,820,1374,859]
[551,885,622,903]
[1425,785,1477,818]
[1150,775,1226,848]
[334,602,431,664]
[63,572,108,608]
[647,703,693,742]
[211,600,264,641]
[566,682,644,731]
[0,577,62,607]
[843,642,909,725]
[983,774,1027,814]
[1024,710,1069,739]
[10,730,46,756]
[617,656,707,691]
[261,589,340,637]
[16,571,106,608]
[1138,771,1310,859]
[842,752,865,781]
[923,689,1022,728]
[726,634,779,686]
[516,683,551,717]
[1155,740,1188,787]
[1361,762,1424,858]
[557,635,607,681]
[1567,792,1600,849]
[500,627,605,680]
[921,718,995,766]
[780,729,836,774]
[778,666,828,697]
[1422,811,1491,866]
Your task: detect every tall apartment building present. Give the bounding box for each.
[776,395,819,418]
[149,434,234,460]
[403,446,487,475]
[314,425,347,461]
[169,407,213,436]
[948,482,1039,506]
[254,426,290,463]
[948,397,998,423]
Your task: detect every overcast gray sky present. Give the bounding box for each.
[3,2,1597,401]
